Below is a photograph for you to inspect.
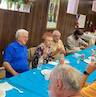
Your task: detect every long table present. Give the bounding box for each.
[1,45,96,97]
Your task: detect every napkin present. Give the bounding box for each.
[84,59,91,64]
[0,82,14,91]
[0,82,14,97]
[0,90,6,97]
[65,60,70,64]
[0,82,23,96]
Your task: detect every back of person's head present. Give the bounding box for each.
[73,29,83,36]
[52,65,81,91]
[49,65,81,97]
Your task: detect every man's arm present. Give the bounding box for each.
[60,40,66,55]
[80,62,96,88]
[79,38,88,47]
[3,62,18,76]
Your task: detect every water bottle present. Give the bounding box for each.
[77,55,81,64]
[91,54,95,62]
[91,49,95,56]
[60,57,65,65]
[59,54,65,65]
[94,49,96,59]
[91,49,95,62]
[37,57,43,70]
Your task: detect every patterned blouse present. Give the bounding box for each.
[32,43,52,68]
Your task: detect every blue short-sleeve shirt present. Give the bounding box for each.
[3,41,29,77]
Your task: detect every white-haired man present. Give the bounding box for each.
[49,65,82,97]
[3,29,29,78]
[51,30,66,60]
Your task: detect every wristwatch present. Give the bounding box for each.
[83,71,90,75]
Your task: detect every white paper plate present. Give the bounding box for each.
[41,69,52,80]
[48,60,70,66]
[48,61,58,66]
[41,69,52,75]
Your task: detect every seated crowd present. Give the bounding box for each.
[2,28,96,97]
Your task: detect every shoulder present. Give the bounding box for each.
[67,35,71,39]
[37,43,44,49]
[35,43,44,53]
[5,41,16,50]
[67,35,74,41]
[5,41,22,53]
[8,41,18,47]
[59,39,64,45]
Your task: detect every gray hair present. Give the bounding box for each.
[52,30,61,36]
[15,29,29,39]
[51,65,81,91]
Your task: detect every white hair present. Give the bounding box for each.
[15,29,29,39]
[51,65,81,91]
[52,30,61,36]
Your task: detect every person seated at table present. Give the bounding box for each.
[51,30,66,60]
[3,29,29,78]
[80,62,96,97]
[81,29,96,46]
[32,32,53,68]
[67,29,88,53]
[49,65,82,97]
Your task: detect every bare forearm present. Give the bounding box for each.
[61,49,66,55]
[3,62,18,76]
[80,75,88,88]
[81,62,96,88]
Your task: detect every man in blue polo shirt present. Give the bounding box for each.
[3,29,29,78]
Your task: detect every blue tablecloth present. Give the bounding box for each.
[65,45,96,83]
[1,45,96,97]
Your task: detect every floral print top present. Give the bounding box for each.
[32,43,52,68]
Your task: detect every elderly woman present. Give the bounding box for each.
[80,62,96,97]
[51,30,66,60]
[67,29,88,53]
[49,65,82,97]
[32,32,53,68]
[3,29,29,78]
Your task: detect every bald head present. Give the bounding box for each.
[52,30,61,36]
[52,30,61,42]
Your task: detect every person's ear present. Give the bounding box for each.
[56,79,63,90]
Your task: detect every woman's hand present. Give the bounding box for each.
[43,48,49,58]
